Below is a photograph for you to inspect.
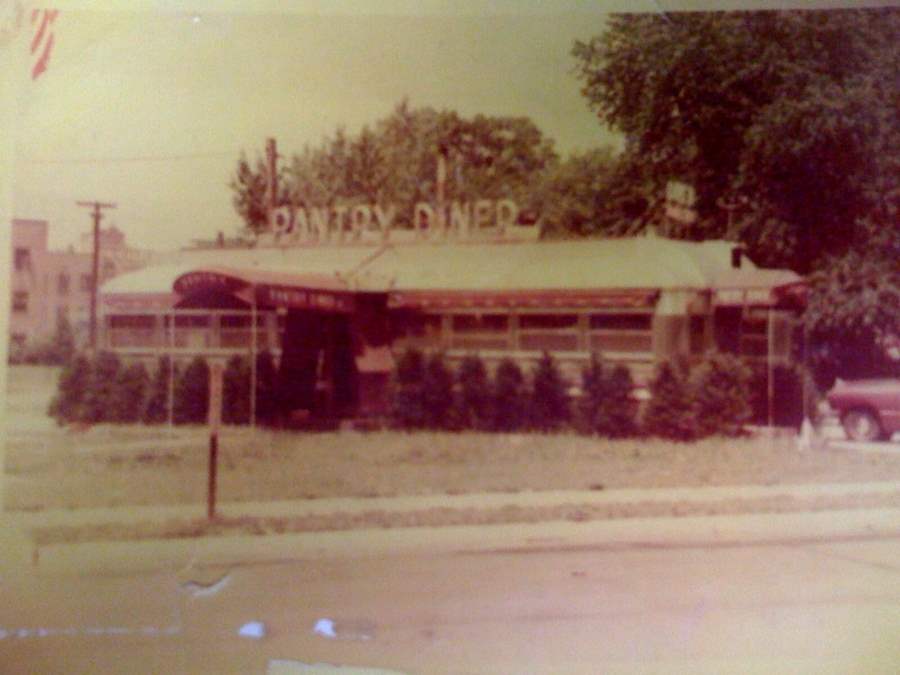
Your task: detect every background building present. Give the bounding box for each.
[9,217,160,358]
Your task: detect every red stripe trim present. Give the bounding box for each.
[31,11,50,53]
[31,32,54,80]
[387,289,659,310]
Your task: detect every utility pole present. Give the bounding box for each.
[76,200,116,353]
[265,137,278,231]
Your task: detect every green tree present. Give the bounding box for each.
[422,352,454,429]
[572,9,900,272]
[642,360,698,441]
[804,242,900,388]
[173,356,209,425]
[690,353,752,437]
[529,352,569,431]
[248,100,558,234]
[80,351,122,424]
[492,358,526,432]
[229,151,292,236]
[390,348,427,429]
[580,356,637,437]
[223,355,251,425]
[111,362,150,423]
[527,147,619,238]
[48,354,92,423]
[143,356,175,425]
[456,355,491,431]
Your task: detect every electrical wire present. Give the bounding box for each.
[20,151,236,165]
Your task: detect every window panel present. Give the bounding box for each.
[519,333,579,351]
[589,313,652,331]
[451,314,509,333]
[519,314,578,330]
[589,333,652,353]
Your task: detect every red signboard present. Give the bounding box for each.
[262,286,355,313]
[387,289,659,310]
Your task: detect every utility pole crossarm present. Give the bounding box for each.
[77,200,117,353]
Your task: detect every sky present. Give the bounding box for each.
[9,6,630,251]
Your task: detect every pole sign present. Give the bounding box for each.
[207,359,225,520]
[665,180,697,224]
[208,360,224,433]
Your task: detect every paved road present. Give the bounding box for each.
[2,530,899,674]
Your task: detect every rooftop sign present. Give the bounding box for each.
[263,199,536,246]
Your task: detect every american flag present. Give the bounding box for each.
[30,8,57,80]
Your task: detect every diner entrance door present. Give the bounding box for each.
[278,309,358,420]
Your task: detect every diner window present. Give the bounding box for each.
[392,312,443,349]
[14,248,31,272]
[450,313,510,351]
[588,312,653,353]
[740,308,770,358]
[110,314,155,329]
[518,313,579,351]
[12,291,28,313]
[58,273,70,294]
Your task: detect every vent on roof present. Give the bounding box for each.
[731,247,743,269]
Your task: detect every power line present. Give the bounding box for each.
[21,151,235,165]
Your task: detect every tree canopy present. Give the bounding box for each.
[573,8,900,273]
[230,101,558,234]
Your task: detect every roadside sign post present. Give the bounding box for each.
[207,360,225,520]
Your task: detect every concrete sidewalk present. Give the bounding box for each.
[30,507,900,576]
[6,480,900,531]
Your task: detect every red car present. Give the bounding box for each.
[827,378,900,442]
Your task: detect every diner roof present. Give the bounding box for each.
[102,236,803,304]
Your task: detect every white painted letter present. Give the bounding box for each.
[474,199,494,230]
[450,201,472,238]
[495,199,519,232]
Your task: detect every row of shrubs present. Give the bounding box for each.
[49,351,282,426]
[390,349,756,440]
[49,347,792,440]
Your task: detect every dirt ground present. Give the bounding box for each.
[6,366,900,515]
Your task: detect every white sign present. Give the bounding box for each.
[665,180,697,224]
[267,198,520,246]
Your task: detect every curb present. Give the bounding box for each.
[34,507,900,576]
[10,481,900,530]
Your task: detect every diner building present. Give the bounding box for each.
[99,229,804,420]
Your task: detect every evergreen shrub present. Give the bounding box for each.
[143,356,175,425]
[48,354,92,423]
[529,352,569,431]
[111,362,150,423]
[690,353,752,437]
[422,352,454,429]
[642,359,698,441]
[456,355,491,431]
[80,351,122,424]
[173,356,209,425]
[390,348,427,429]
[223,355,251,425]
[579,355,637,437]
[492,358,526,432]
